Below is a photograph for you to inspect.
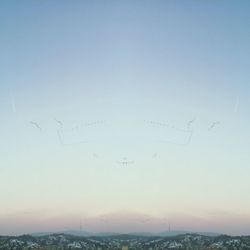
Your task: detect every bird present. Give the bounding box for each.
[30,121,42,131]
[208,121,220,131]
[187,117,196,130]
[117,161,134,165]
[54,118,63,129]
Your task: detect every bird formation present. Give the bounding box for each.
[71,120,106,131]
[144,120,175,128]
[144,119,192,133]
[117,157,134,165]
[28,117,221,162]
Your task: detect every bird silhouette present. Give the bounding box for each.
[54,118,63,129]
[187,118,196,130]
[30,121,42,131]
[208,121,220,131]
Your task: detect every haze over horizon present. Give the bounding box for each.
[1,0,250,236]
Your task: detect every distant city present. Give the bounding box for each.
[1,232,250,249]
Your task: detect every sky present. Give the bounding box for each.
[1,0,250,236]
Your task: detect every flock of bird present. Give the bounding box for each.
[117,157,134,165]
[30,119,106,131]
[29,118,220,132]
[28,117,220,165]
[70,120,106,131]
[145,118,219,132]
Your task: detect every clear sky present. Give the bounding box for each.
[1,0,250,235]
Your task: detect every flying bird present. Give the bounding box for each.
[117,161,134,165]
[30,121,42,131]
[208,121,220,131]
[54,118,63,129]
[187,117,196,130]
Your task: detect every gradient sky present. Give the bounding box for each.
[1,0,250,235]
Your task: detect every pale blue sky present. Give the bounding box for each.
[1,0,250,235]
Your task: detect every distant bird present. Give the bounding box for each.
[145,120,170,127]
[30,121,42,131]
[54,118,63,129]
[117,158,134,165]
[117,161,134,165]
[81,120,105,127]
[208,121,220,131]
[187,118,196,130]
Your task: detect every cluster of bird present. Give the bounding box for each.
[29,118,220,166]
[30,118,219,132]
[69,120,106,131]
[143,118,220,148]
[117,157,134,165]
[29,119,106,131]
[92,154,135,165]
[144,119,195,137]
[144,120,176,129]
[144,119,193,146]
[144,118,220,132]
